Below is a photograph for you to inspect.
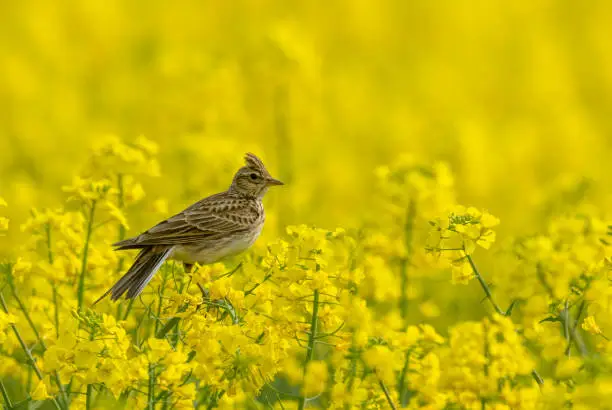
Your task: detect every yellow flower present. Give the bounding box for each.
[147,338,172,362]
[0,311,17,328]
[280,357,303,385]
[43,345,74,373]
[419,324,445,344]
[0,217,8,234]
[476,229,497,249]
[310,270,330,290]
[330,381,349,405]
[419,300,441,318]
[62,176,116,205]
[31,379,51,401]
[0,312,17,345]
[362,345,403,385]
[123,176,146,204]
[11,257,33,284]
[153,198,169,214]
[134,134,159,156]
[451,261,474,284]
[555,357,582,379]
[74,340,104,368]
[480,212,501,228]
[303,361,328,397]
[582,315,604,336]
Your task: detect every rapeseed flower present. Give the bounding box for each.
[582,315,604,336]
[1,134,611,408]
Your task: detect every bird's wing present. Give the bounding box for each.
[114,194,261,249]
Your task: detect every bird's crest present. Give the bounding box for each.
[244,153,269,175]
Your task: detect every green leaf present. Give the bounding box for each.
[505,300,518,316]
[156,317,180,339]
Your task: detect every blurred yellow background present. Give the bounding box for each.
[2,3,612,407]
[2,0,612,243]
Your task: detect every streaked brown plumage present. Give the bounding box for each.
[94,153,283,303]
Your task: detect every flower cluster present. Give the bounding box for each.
[1,141,612,409]
[438,314,538,408]
[427,206,500,284]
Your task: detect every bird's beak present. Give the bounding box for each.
[266,177,284,186]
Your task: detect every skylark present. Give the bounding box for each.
[95,153,283,303]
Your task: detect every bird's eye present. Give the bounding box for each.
[249,173,258,180]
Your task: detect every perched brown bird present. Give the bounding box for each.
[95,153,283,303]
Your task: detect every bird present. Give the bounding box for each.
[94,153,283,304]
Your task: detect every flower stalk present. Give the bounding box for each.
[0,380,13,409]
[0,292,62,410]
[77,200,97,312]
[465,254,544,386]
[5,265,68,408]
[45,223,60,338]
[399,199,416,323]
[398,200,416,406]
[298,289,319,410]
[466,254,504,316]
[379,379,397,410]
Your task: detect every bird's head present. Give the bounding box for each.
[229,153,283,198]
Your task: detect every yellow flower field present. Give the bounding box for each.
[1,1,612,409]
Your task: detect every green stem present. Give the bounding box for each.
[0,379,13,409]
[0,292,62,410]
[85,326,96,410]
[45,223,60,339]
[52,288,59,339]
[464,255,544,386]
[148,363,155,410]
[466,254,504,315]
[7,283,44,348]
[399,260,409,322]
[378,379,397,410]
[397,349,413,406]
[560,303,588,357]
[466,254,544,386]
[122,298,135,321]
[298,289,319,410]
[531,370,544,385]
[563,300,570,347]
[27,369,32,410]
[398,200,416,405]
[155,275,168,336]
[77,201,97,312]
[399,200,416,322]
[536,267,588,357]
[6,271,68,408]
[565,300,587,356]
[45,223,54,264]
[85,385,93,410]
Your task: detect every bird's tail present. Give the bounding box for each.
[93,247,173,305]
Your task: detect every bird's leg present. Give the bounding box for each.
[183,262,194,273]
